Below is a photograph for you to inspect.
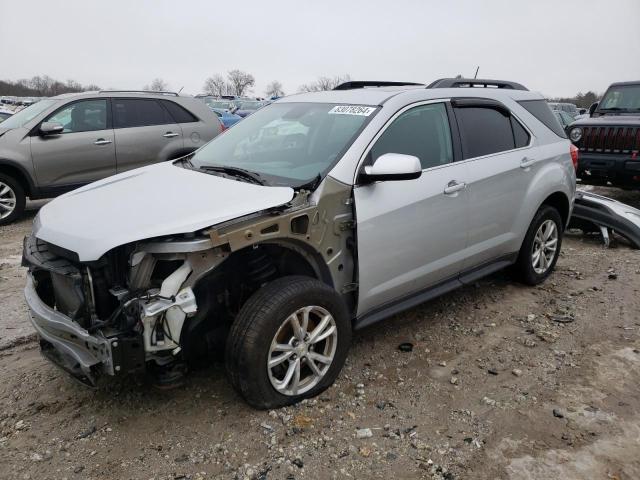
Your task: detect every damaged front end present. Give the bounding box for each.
[22,176,357,388]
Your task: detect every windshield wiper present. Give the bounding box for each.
[199,165,268,185]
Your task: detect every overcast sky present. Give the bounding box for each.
[1,0,639,98]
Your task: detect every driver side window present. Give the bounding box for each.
[46,100,108,133]
[371,103,453,169]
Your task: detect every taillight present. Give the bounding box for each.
[570,144,579,170]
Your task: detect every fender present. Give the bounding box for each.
[0,158,36,196]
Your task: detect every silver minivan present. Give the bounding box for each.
[0,91,222,224]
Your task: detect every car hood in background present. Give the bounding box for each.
[34,162,295,261]
[572,115,640,127]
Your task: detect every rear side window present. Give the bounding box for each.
[454,107,515,158]
[518,100,567,138]
[511,117,530,148]
[370,103,453,169]
[113,99,174,128]
[162,100,198,123]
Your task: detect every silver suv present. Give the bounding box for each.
[0,91,222,224]
[22,79,576,408]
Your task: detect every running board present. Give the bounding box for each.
[569,190,640,249]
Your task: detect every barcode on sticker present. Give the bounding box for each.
[328,105,376,116]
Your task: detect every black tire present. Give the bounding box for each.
[226,276,352,409]
[0,173,26,226]
[514,205,563,285]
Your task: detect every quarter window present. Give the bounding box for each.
[370,103,453,169]
[454,107,515,159]
[46,100,108,133]
[162,100,198,123]
[511,117,531,148]
[113,99,174,128]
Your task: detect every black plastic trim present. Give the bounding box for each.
[354,253,518,330]
[333,81,424,90]
[427,78,528,91]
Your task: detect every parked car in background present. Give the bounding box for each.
[569,80,640,189]
[200,97,237,112]
[0,108,13,122]
[0,90,222,224]
[554,110,575,129]
[548,102,579,118]
[211,107,242,129]
[22,78,575,408]
[234,100,266,117]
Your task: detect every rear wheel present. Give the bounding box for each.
[0,174,25,226]
[514,205,563,285]
[226,276,351,409]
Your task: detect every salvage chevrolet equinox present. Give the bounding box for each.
[23,79,577,408]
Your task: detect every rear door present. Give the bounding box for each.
[161,99,217,148]
[354,101,469,316]
[112,98,184,173]
[30,98,115,188]
[452,99,535,268]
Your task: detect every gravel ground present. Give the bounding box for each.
[0,189,639,480]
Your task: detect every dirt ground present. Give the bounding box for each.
[0,189,639,480]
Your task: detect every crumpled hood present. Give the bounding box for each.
[34,162,295,261]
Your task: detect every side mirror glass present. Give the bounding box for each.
[588,102,599,116]
[39,121,64,135]
[360,153,422,183]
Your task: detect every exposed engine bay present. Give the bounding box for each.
[23,176,356,387]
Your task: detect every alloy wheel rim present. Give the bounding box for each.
[267,305,338,396]
[532,219,558,274]
[0,181,16,219]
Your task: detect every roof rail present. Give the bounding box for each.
[98,90,180,96]
[426,78,528,91]
[333,81,424,91]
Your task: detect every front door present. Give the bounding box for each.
[111,98,184,173]
[354,101,469,316]
[30,98,115,188]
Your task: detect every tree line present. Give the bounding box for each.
[0,76,100,97]
[548,91,601,109]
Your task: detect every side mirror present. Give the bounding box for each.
[39,121,64,135]
[360,153,422,183]
[588,102,599,116]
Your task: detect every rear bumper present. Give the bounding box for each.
[25,273,114,387]
[577,152,640,188]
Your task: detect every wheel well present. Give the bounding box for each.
[182,243,330,366]
[0,163,32,196]
[541,192,570,229]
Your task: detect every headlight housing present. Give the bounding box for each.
[570,127,583,143]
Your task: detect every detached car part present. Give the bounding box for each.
[569,190,640,249]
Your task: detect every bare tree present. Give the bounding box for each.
[227,70,255,96]
[298,74,351,93]
[203,74,228,96]
[144,78,169,91]
[265,80,285,98]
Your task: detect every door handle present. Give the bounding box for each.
[94,139,112,145]
[520,157,536,169]
[163,132,179,138]
[443,180,466,195]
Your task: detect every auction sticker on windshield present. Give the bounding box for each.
[328,105,376,116]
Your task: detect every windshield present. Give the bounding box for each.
[0,99,56,129]
[239,101,262,110]
[190,102,377,186]
[204,99,234,110]
[599,85,640,112]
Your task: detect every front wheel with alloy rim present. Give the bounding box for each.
[0,174,26,226]
[226,276,351,409]
[514,205,563,285]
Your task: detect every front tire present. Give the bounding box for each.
[226,276,352,409]
[514,205,563,285]
[0,174,25,226]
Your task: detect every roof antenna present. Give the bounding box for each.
[178,86,184,94]
[474,66,480,79]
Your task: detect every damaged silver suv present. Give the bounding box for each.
[23,79,576,408]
